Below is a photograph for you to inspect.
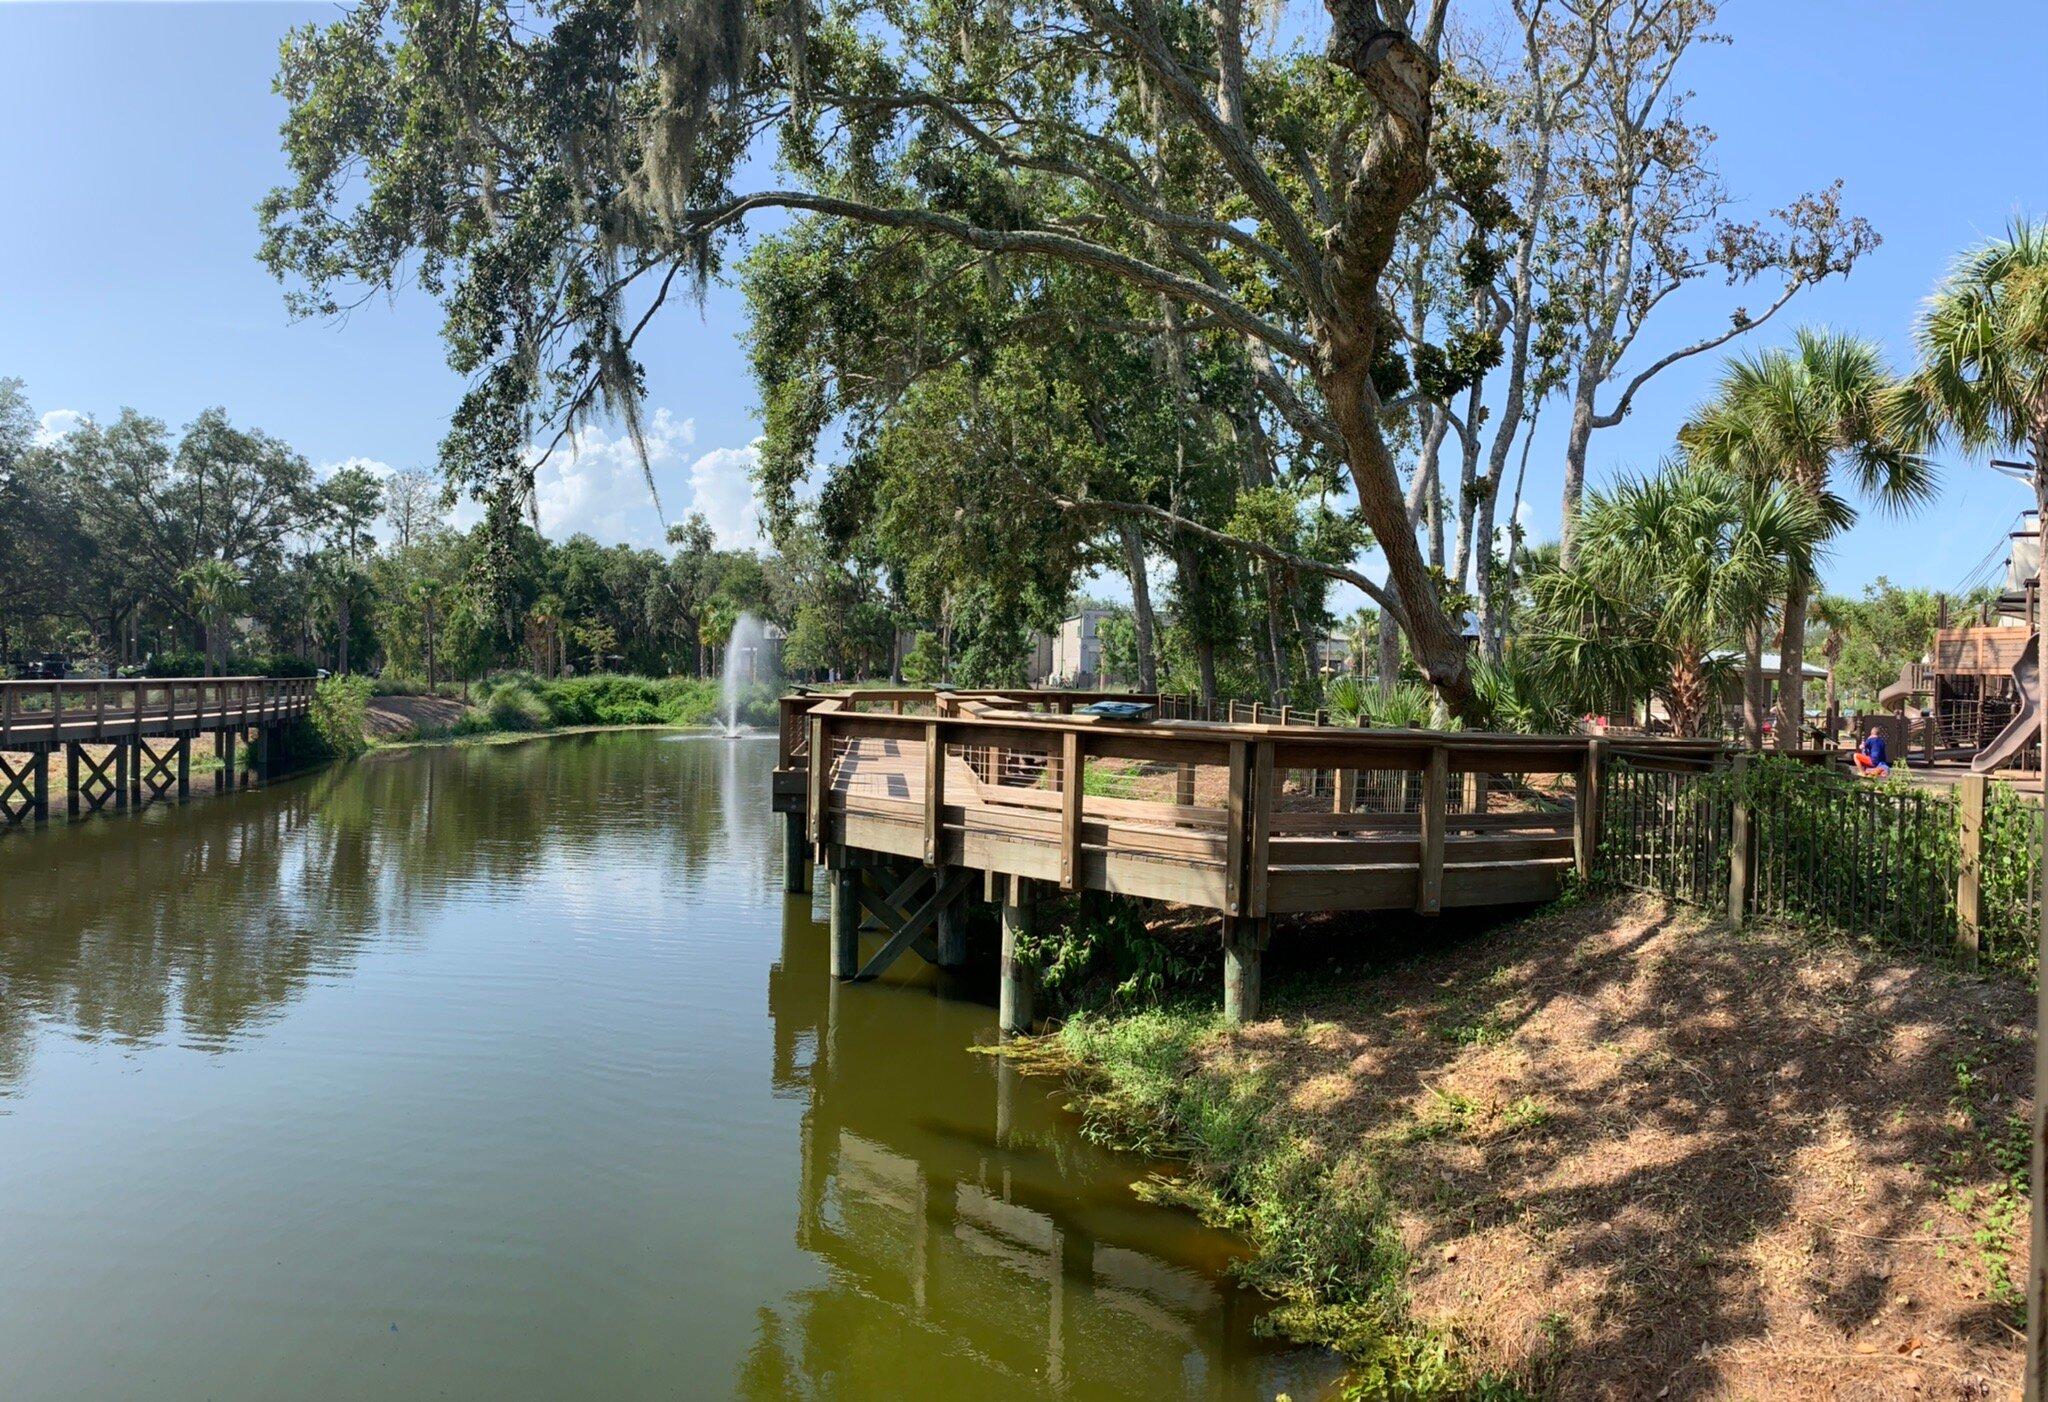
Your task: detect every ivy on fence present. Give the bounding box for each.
[1600,756,2040,978]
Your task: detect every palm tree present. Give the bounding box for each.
[1681,328,1933,747]
[1529,465,1825,737]
[176,559,242,676]
[1886,220,2048,521]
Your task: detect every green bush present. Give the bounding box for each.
[143,650,208,678]
[278,674,372,764]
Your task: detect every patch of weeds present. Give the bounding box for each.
[1934,1048,2030,1317]
[1498,1096,1549,1135]
[1048,1011,1491,1398]
[1436,1009,1513,1048]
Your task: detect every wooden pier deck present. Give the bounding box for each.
[0,677,315,824]
[771,689,1726,1022]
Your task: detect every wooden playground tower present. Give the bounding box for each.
[1880,516,2041,774]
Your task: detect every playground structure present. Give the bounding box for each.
[1879,517,2041,775]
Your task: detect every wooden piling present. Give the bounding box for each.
[783,809,809,893]
[1000,876,1036,1034]
[1222,916,1268,1023]
[829,852,860,980]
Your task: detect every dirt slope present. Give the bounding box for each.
[363,694,471,740]
[1219,896,2028,1398]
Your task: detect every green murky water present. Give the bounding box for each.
[0,730,1337,1399]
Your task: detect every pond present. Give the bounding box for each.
[0,730,1340,1399]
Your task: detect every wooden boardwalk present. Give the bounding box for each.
[0,677,315,824]
[771,689,1726,1022]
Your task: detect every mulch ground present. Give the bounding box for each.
[1217,894,2029,1399]
[362,694,471,740]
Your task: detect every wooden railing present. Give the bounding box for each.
[778,691,1730,919]
[0,677,317,746]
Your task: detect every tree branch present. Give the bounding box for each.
[1049,492,1408,626]
[1592,274,1807,429]
[679,190,1315,360]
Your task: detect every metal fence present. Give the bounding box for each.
[1600,756,2040,975]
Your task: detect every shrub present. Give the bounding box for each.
[143,649,208,678]
[278,674,372,764]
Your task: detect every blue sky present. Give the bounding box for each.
[0,1,2042,599]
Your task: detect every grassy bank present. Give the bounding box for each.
[363,672,778,744]
[1016,895,2029,1398]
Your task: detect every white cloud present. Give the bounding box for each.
[319,455,396,482]
[686,442,766,549]
[401,407,770,551]
[33,409,84,446]
[528,408,698,545]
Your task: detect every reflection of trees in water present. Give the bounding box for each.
[754,894,1328,1400]
[0,733,777,1093]
[0,789,347,1086]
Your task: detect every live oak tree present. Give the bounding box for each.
[261,0,1499,719]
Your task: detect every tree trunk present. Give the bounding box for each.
[338,596,352,676]
[1195,640,1216,713]
[1321,367,1479,722]
[1743,619,1766,751]
[1667,650,1706,738]
[1376,603,1402,687]
[1778,569,1811,750]
[1263,572,1287,705]
[1558,375,1599,568]
[1119,523,1158,694]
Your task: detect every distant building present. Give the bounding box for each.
[1044,607,1120,687]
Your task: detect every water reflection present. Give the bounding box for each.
[0,732,1334,1399]
[761,845,1336,1399]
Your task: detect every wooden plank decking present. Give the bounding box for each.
[775,689,1725,923]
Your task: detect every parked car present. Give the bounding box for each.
[16,653,69,680]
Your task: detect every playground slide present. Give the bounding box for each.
[1973,632,2041,773]
[1877,661,1921,710]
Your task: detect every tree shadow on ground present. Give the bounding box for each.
[1234,895,2026,1399]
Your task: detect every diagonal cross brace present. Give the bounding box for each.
[856,867,976,982]
[856,862,936,930]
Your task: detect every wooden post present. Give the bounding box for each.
[1059,729,1083,891]
[129,737,143,804]
[934,878,968,968]
[113,736,129,810]
[1574,738,1607,881]
[1956,773,1985,968]
[1727,751,1753,927]
[1222,916,1268,1023]
[829,854,860,980]
[176,735,189,801]
[1247,740,1273,918]
[1224,741,1249,915]
[783,810,808,893]
[923,721,945,866]
[220,730,235,791]
[806,715,828,846]
[1415,746,1448,915]
[1000,876,1036,1034]
[65,742,79,817]
[30,747,48,823]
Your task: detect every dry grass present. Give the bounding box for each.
[1196,894,2030,1398]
